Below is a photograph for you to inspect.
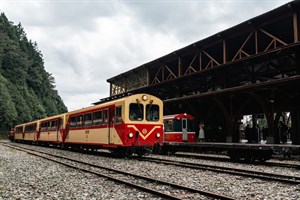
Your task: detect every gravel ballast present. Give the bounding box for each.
[1,142,300,199]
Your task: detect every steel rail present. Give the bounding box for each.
[172,153,300,169]
[141,157,300,185]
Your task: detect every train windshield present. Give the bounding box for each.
[129,103,144,121]
[146,104,159,122]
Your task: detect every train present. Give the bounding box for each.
[163,113,196,143]
[10,100,295,162]
[10,93,164,157]
[149,113,197,154]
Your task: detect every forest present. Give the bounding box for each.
[0,13,67,135]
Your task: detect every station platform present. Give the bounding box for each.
[162,142,300,161]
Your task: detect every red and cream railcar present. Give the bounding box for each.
[14,120,39,143]
[38,114,67,145]
[13,124,24,142]
[64,93,163,156]
[163,113,196,143]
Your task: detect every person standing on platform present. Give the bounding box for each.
[198,122,205,142]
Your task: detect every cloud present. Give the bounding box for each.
[1,0,291,111]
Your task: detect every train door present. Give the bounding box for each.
[108,108,115,144]
[182,118,188,142]
[56,119,61,142]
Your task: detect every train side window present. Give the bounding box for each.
[173,119,182,132]
[115,106,122,124]
[70,117,76,128]
[110,108,115,124]
[129,103,143,121]
[41,122,46,131]
[84,113,92,127]
[164,120,173,132]
[16,127,23,133]
[25,124,36,132]
[76,115,83,128]
[46,122,51,130]
[51,120,58,130]
[103,109,108,125]
[93,111,102,126]
[146,104,159,121]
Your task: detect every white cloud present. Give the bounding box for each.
[1,0,291,111]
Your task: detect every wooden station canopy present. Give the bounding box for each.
[106,0,300,100]
[102,1,300,143]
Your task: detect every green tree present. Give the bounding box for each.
[0,12,67,133]
[0,74,17,130]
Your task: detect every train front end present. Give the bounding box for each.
[120,94,164,156]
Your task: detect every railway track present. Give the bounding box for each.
[141,157,300,185]
[172,152,300,169]
[3,144,235,200]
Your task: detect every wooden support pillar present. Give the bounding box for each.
[296,48,300,75]
[213,97,233,142]
[291,110,300,144]
[199,51,202,71]
[265,99,276,144]
[109,83,112,96]
[255,30,258,54]
[146,68,149,86]
[293,12,299,43]
[223,40,227,64]
[178,57,181,77]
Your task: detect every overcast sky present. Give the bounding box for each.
[0,0,291,111]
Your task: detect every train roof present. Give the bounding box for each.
[163,113,195,120]
[39,113,67,122]
[69,93,161,115]
[15,120,39,127]
[93,92,134,105]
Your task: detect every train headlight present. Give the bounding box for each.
[156,133,161,138]
[128,132,134,138]
[142,95,148,101]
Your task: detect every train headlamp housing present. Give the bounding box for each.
[156,133,161,138]
[128,132,134,138]
[142,95,148,101]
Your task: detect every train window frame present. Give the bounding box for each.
[164,120,173,132]
[16,127,23,133]
[173,119,182,132]
[115,106,122,124]
[25,124,36,132]
[93,111,102,126]
[84,113,92,127]
[70,117,76,128]
[46,122,50,130]
[51,120,58,130]
[103,109,108,125]
[76,115,83,128]
[41,122,47,131]
[146,104,159,122]
[129,103,144,121]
